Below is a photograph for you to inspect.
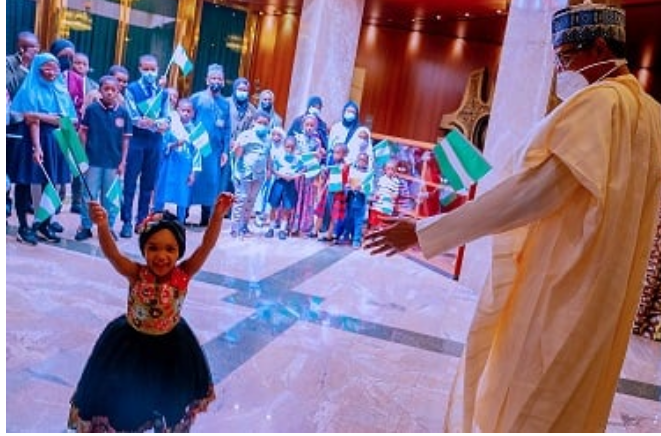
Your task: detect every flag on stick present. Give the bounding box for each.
[373,194,393,215]
[301,152,321,178]
[189,123,212,157]
[172,44,193,77]
[433,129,491,192]
[327,165,343,193]
[361,171,374,196]
[373,139,392,167]
[137,96,161,120]
[105,177,123,213]
[35,182,62,222]
[54,117,89,175]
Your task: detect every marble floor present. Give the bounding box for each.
[4,206,661,433]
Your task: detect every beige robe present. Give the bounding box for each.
[418,75,661,432]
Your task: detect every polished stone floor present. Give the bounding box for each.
[4,206,661,432]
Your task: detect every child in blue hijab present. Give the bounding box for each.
[9,52,77,245]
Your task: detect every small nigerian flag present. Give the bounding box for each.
[361,171,374,196]
[35,182,62,222]
[137,95,161,120]
[327,165,343,193]
[373,193,393,215]
[301,152,321,178]
[172,44,193,77]
[189,123,211,157]
[105,177,123,212]
[54,117,89,175]
[440,185,458,207]
[373,139,391,167]
[433,129,491,192]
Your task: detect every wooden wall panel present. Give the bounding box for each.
[248,4,659,142]
[354,25,502,142]
[248,13,300,124]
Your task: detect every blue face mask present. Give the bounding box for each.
[140,70,158,84]
[235,90,249,101]
[254,124,269,138]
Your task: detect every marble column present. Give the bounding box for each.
[284,0,365,128]
[458,0,568,292]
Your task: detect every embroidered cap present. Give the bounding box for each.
[551,1,625,48]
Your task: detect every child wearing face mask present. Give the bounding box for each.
[153,98,201,223]
[254,126,286,227]
[230,110,271,237]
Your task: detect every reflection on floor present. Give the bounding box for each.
[5,209,661,432]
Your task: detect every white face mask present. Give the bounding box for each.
[555,58,627,101]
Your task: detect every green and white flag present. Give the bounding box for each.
[327,165,343,193]
[439,185,458,207]
[105,177,123,213]
[35,182,62,222]
[433,129,491,192]
[301,152,321,178]
[54,117,89,175]
[172,44,193,77]
[373,193,393,215]
[361,171,374,196]
[137,96,161,120]
[373,139,391,167]
[189,123,212,157]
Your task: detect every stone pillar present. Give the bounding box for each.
[458,0,568,292]
[284,0,365,128]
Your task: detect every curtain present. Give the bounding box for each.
[192,3,247,96]
[6,0,37,54]
[69,15,118,82]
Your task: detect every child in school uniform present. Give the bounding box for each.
[75,75,132,241]
[264,135,305,239]
[153,98,201,223]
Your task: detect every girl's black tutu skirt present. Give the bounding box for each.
[68,315,215,432]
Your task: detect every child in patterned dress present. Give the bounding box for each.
[68,192,234,432]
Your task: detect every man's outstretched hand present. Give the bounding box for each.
[363,216,420,256]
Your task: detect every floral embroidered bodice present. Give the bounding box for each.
[127,266,190,335]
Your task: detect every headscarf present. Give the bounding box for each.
[10,53,77,118]
[137,210,187,259]
[341,100,361,143]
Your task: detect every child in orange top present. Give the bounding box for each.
[68,192,234,432]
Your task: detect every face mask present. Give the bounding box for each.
[235,90,249,101]
[308,106,320,116]
[260,102,272,112]
[343,111,356,123]
[209,83,223,93]
[254,124,269,137]
[555,59,627,101]
[58,55,71,71]
[140,70,158,84]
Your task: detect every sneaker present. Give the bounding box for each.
[306,231,317,239]
[49,221,64,233]
[34,223,61,243]
[278,230,287,240]
[74,227,93,241]
[264,228,275,238]
[120,223,132,239]
[16,226,38,246]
